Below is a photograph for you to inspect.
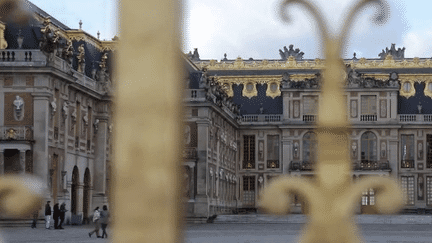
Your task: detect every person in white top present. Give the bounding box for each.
[88,207,101,238]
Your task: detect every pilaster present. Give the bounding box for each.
[19,150,26,174]
[0,90,4,126]
[195,120,209,217]
[0,149,3,175]
[390,91,398,119]
[93,116,108,194]
[32,93,51,197]
[282,139,292,174]
[76,184,84,216]
[389,139,399,180]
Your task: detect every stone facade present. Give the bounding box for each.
[0,2,114,224]
[184,46,432,219]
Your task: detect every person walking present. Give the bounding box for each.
[58,203,67,229]
[31,209,39,228]
[88,207,101,238]
[53,203,60,229]
[99,205,110,239]
[44,201,52,229]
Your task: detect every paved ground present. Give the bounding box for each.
[0,225,110,243]
[185,223,432,243]
[2,219,432,242]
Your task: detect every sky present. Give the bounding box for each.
[28,0,432,60]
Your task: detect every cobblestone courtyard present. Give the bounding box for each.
[185,223,432,243]
[2,220,432,243]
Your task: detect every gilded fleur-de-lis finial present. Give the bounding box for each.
[260,1,403,242]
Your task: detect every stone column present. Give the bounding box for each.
[0,150,4,175]
[93,107,109,208]
[194,121,209,217]
[32,92,50,197]
[19,150,26,174]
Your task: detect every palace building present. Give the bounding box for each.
[0,1,115,223]
[183,44,432,220]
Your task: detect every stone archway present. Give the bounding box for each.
[71,166,79,215]
[83,168,91,223]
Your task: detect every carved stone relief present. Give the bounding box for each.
[293,141,299,159]
[258,140,264,161]
[380,100,387,118]
[13,95,24,121]
[418,141,424,160]
[50,97,57,118]
[293,100,300,118]
[418,175,424,201]
[381,141,386,158]
[351,141,357,158]
[350,100,357,118]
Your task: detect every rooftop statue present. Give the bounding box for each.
[279,44,304,60]
[40,18,60,63]
[378,43,405,59]
[77,44,86,73]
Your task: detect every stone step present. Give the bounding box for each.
[212,214,432,225]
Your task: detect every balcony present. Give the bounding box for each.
[0,50,46,67]
[289,161,314,171]
[184,89,207,102]
[399,114,432,124]
[266,160,280,169]
[0,126,33,140]
[401,160,414,169]
[353,160,390,171]
[302,115,316,122]
[239,114,282,124]
[360,115,377,121]
[183,147,197,160]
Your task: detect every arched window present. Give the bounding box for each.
[361,132,377,162]
[303,132,317,163]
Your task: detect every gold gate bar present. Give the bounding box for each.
[112,0,184,242]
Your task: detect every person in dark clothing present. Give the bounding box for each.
[99,205,109,239]
[45,201,52,229]
[31,209,38,228]
[58,203,67,229]
[53,203,60,229]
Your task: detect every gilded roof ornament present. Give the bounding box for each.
[260,1,403,242]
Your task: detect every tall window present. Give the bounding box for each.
[401,176,415,205]
[401,135,414,168]
[361,188,375,206]
[427,135,432,168]
[361,132,377,162]
[427,177,432,205]
[303,132,317,162]
[267,135,279,168]
[361,95,377,115]
[242,176,255,207]
[303,96,318,115]
[243,135,255,169]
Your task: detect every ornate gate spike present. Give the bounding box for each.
[260,1,403,242]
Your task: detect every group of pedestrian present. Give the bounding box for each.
[35,201,110,238]
[88,205,109,239]
[43,201,67,229]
